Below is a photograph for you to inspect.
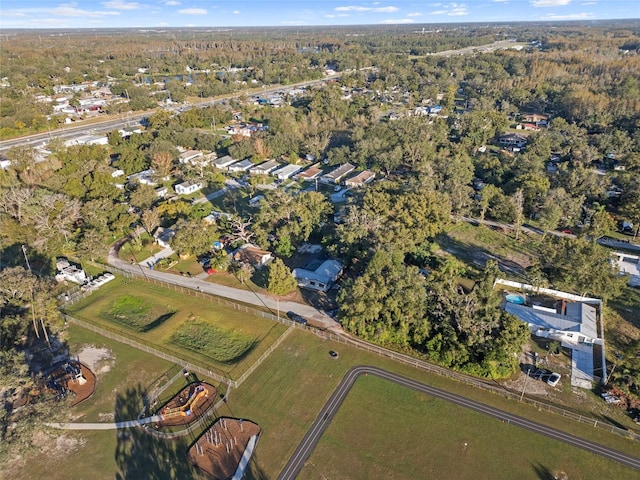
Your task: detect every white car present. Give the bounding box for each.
[546,373,561,387]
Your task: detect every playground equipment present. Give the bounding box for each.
[162,384,207,420]
[65,361,86,385]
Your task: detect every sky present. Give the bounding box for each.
[0,1,638,29]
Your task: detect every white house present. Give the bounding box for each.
[178,150,203,164]
[55,258,87,284]
[127,169,156,186]
[293,259,342,292]
[272,163,302,181]
[227,158,253,172]
[153,226,175,248]
[175,181,203,195]
[249,160,280,175]
[212,155,239,169]
[296,165,322,181]
[498,133,527,149]
[496,279,604,389]
[321,163,355,184]
[345,170,375,188]
[612,252,640,287]
[233,244,273,268]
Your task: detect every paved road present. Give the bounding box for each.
[460,216,640,252]
[278,365,640,479]
[0,75,343,154]
[108,240,341,331]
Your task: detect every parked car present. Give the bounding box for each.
[601,392,621,404]
[205,267,216,275]
[329,350,339,359]
[546,372,561,387]
[286,311,307,325]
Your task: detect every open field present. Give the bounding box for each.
[299,375,638,479]
[9,326,640,480]
[5,324,193,480]
[64,277,288,379]
[435,222,540,278]
[214,331,640,478]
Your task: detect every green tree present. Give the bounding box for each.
[170,219,216,258]
[338,248,429,346]
[266,258,297,295]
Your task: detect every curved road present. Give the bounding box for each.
[278,366,640,479]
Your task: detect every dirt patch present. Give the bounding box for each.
[503,370,549,396]
[49,362,96,406]
[31,430,86,455]
[188,417,261,480]
[76,346,114,375]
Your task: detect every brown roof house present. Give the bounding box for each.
[345,170,376,188]
[232,244,273,268]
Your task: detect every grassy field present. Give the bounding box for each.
[435,222,540,278]
[7,324,191,480]
[214,331,640,479]
[300,375,637,480]
[64,277,287,379]
[9,326,640,480]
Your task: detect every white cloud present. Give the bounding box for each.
[531,0,572,7]
[101,0,143,9]
[233,10,240,14]
[178,8,207,15]
[335,5,400,13]
[163,1,180,5]
[52,6,120,17]
[407,12,423,16]
[494,0,509,2]
[281,20,307,25]
[430,3,468,16]
[541,11,595,19]
[381,18,415,24]
[325,13,349,18]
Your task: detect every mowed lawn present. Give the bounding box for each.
[14,326,640,480]
[299,375,637,480]
[12,325,192,480]
[64,277,287,379]
[214,331,640,479]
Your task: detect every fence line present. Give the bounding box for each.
[69,262,640,442]
[312,330,640,442]
[63,314,237,388]
[235,326,294,388]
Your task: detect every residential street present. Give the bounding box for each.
[107,241,342,331]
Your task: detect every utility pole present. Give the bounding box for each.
[21,245,31,272]
[520,368,531,402]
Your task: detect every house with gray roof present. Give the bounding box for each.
[293,259,342,292]
[497,279,605,389]
[321,163,355,184]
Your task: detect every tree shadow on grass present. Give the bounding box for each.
[241,451,269,480]
[115,384,199,480]
[531,463,557,480]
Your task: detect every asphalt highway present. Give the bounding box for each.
[278,365,640,479]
